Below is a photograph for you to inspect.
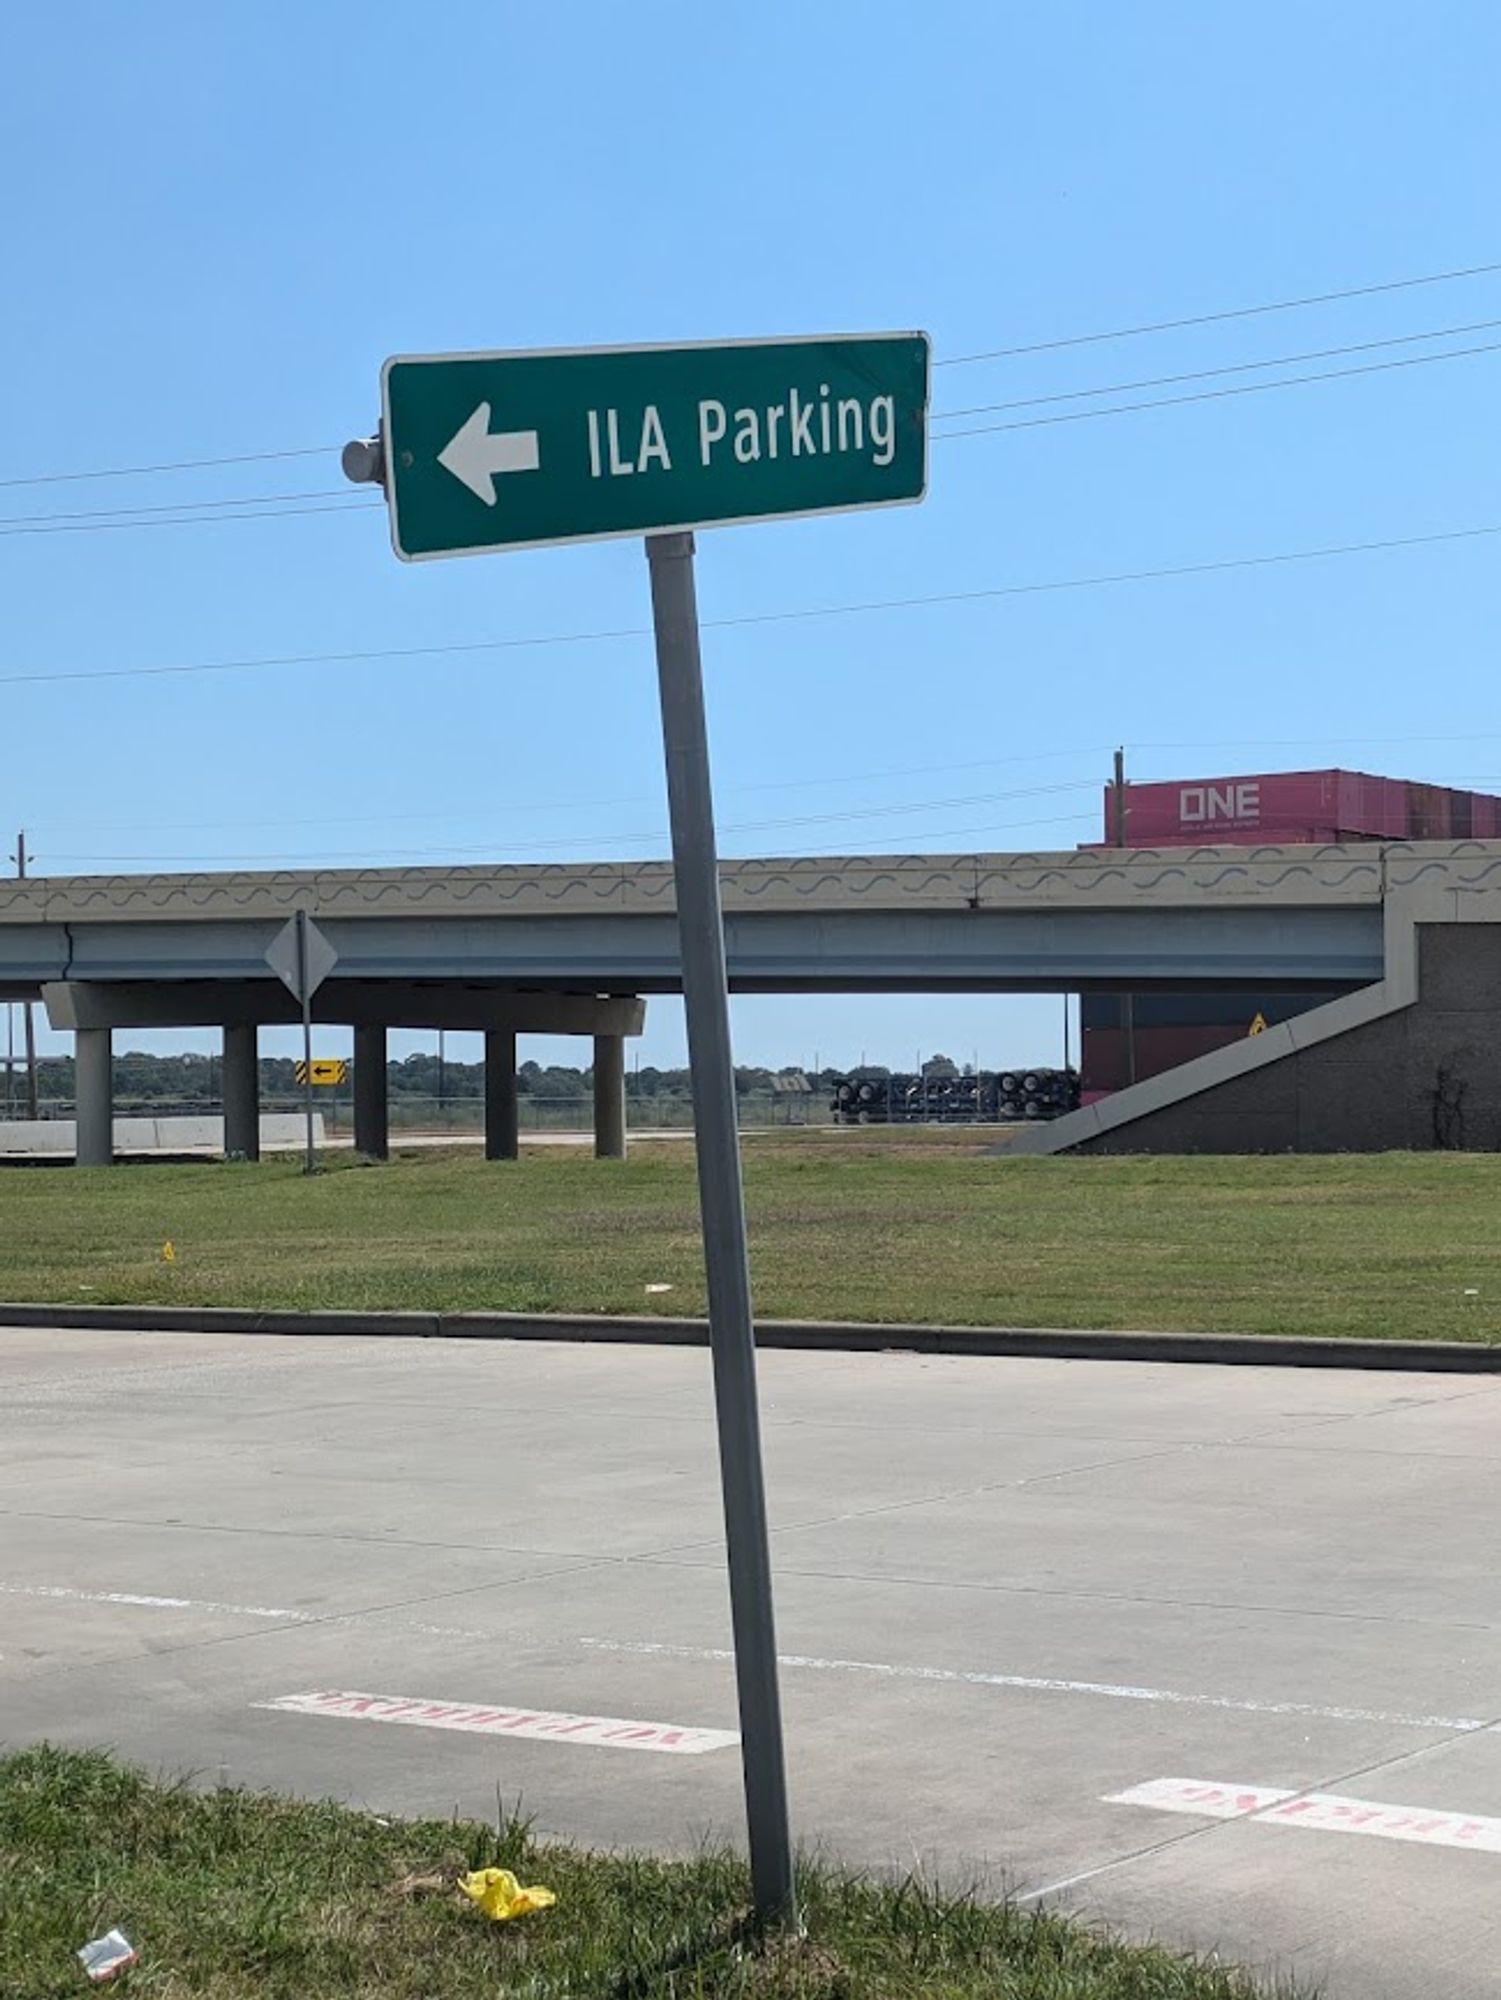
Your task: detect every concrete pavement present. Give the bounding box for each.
[4,1329,1501,1994]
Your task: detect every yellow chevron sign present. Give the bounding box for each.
[295,1058,347,1086]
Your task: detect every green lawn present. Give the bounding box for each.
[0,1747,1288,2000]
[0,1134,1496,1341]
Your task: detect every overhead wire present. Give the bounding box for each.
[0,489,362,528]
[31,740,1501,844]
[37,761,1501,867]
[930,315,1501,420]
[29,750,1119,838]
[4,255,1496,878]
[2,256,1497,493]
[42,812,1105,869]
[42,793,1102,868]
[937,257,1501,366]
[935,336,1501,439]
[0,327,1493,537]
[32,745,1501,868]
[1134,735,1501,755]
[0,499,381,536]
[0,520,1496,692]
[0,444,341,491]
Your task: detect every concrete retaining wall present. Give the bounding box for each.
[1084,927,1499,1151]
[1012,891,1501,1154]
[0,1114,325,1159]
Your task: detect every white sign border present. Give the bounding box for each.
[379,329,931,564]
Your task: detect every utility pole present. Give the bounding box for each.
[1111,750,1137,1089]
[14,833,39,1121]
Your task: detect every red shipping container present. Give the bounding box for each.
[1079,767,1501,1101]
[1099,768,1501,848]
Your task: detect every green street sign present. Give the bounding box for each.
[380,332,930,561]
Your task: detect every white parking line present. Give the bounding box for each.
[0,1582,311,1621]
[1109,1776,1501,1855]
[257,1688,738,1754]
[0,1579,530,1645]
[18,1582,1486,1742]
[581,1638,1489,1734]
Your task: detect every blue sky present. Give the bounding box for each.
[4,1,1498,1073]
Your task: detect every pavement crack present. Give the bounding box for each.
[1016,1816,1238,1906]
[0,1504,605,1560]
[634,1552,1501,1634]
[620,1443,1200,1563]
[1018,1703,1501,1908]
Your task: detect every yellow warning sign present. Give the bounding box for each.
[1247,1012,1269,1036]
[295,1058,347,1086]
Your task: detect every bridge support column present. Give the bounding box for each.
[484,1029,519,1160]
[75,1027,113,1166]
[593,1033,626,1160]
[353,1024,388,1160]
[222,1023,260,1161]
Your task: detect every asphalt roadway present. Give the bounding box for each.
[5,1329,1501,1996]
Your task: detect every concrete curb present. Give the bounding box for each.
[0,1300,1496,1372]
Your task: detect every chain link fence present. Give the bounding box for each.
[3,1089,830,1135]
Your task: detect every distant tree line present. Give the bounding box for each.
[10,1049,833,1108]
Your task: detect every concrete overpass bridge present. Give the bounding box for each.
[1,838,1495,1162]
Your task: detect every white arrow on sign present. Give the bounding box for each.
[438,403,541,505]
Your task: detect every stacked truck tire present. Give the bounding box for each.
[830,1068,1079,1125]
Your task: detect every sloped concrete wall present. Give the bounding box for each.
[1076,926,1500,1153]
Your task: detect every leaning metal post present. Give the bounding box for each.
[646,530,796,1925]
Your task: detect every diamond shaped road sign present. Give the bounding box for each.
[265,915,338,1004]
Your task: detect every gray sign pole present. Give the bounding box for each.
[266,913,336,1168]
[296,909,316,1176]
[645,530,795,1925]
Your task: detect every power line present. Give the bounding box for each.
[937,258,1501,367]
[0,444,340,491]
[0,489,358,529]
[673,522,1501,628]
[0,499,381,537]
[0,316,1485,535]
[1,520,1496,693]
[931,316,1501,421]
[4,317,1487,534]
[44,822,1102,869]
[33,740,1501,844]
[4,257,1497,493]
[3,335,1493,540]
[43,792,1101,869]
[45,809,1103,869]
[56,784,1501,873]
[1132,735,1501,756]
[32,750,1118,839]
[936,337,1501,439]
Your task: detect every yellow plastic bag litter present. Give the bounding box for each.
[458,1867,557,1922]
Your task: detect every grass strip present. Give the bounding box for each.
[0,1137,1495,1342]
[1,1745,1290,1999]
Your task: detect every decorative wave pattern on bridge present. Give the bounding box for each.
[2,839,1500,925]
